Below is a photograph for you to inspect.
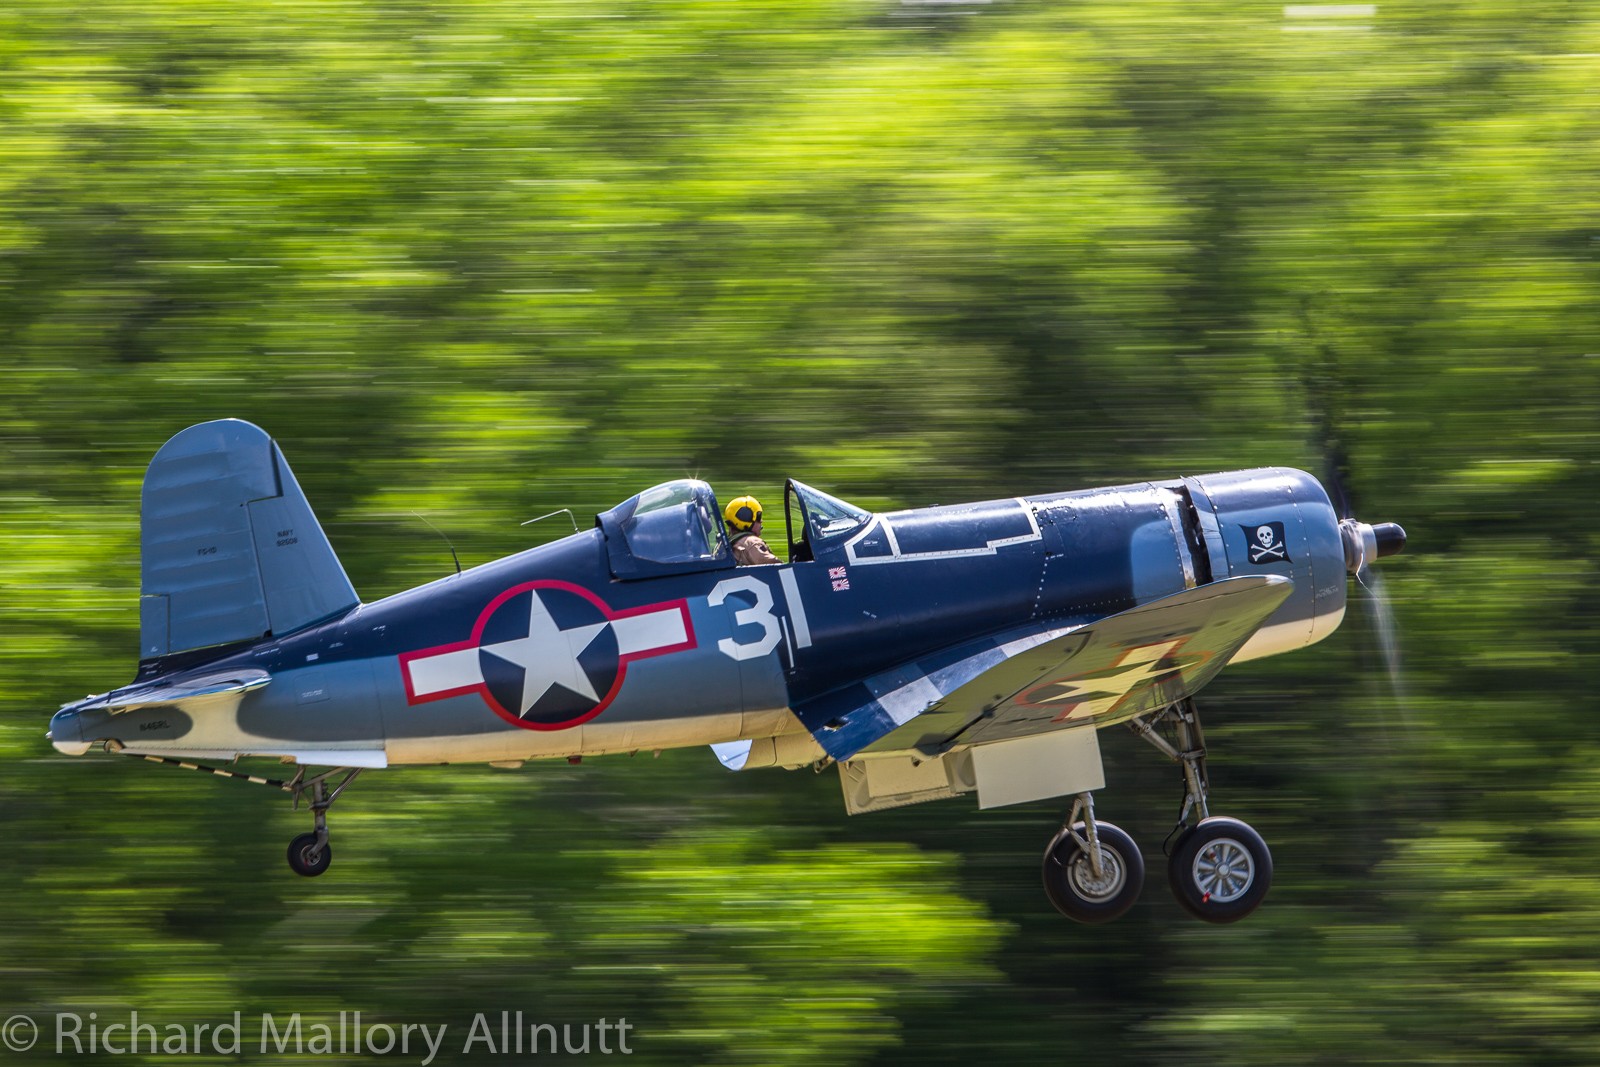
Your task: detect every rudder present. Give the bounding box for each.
[139,419,359,661]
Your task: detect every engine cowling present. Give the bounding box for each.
[1182,467,1350,663]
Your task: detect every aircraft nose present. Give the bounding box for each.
[1339,519,1407,574]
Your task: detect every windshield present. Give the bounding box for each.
[791,480,871,540]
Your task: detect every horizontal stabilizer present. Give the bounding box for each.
[63,668,271,715]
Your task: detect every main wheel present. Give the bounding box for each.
[287,832,332,877]
[1168,817,1271,923]
[1041,821,1145,924]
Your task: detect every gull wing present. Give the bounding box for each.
[792,576,1293,762]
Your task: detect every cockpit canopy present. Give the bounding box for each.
[597,479,732,579]
[597,476,875,578]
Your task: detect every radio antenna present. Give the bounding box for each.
[412,512,462,576]
[521,508,580,534]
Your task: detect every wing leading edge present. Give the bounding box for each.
[792,575,1293,762]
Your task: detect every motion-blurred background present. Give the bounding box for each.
[4,0,1598,1062]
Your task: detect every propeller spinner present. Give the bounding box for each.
[1338,519,1407,575]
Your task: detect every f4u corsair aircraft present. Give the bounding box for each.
[51,420,1404,924]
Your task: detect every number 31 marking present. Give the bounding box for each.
[709,575,782,661]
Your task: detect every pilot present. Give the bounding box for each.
[724,496,780,565]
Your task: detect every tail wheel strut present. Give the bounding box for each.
[114,752,361,878]
[285,767,362,878]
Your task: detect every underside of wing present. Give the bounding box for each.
[883,574,1293,754]
[793,576,1293,762]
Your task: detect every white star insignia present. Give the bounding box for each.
[480,592,609,714]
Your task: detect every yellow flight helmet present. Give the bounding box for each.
[724,496,762,532]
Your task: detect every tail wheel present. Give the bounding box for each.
[1167,817,1271,923]
[1042,821,1145,924]
[287,832,332,877]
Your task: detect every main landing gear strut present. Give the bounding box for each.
[1041,698,1273,924]
[1041,791,1145,923]
[1131,697,1273,923]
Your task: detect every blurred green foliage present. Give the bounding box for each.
[3,0,1600,1063]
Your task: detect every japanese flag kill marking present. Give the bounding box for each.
[399,580,695,731]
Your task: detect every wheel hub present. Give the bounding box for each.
[1069,848,1125,902]
[1193,839,1254,902]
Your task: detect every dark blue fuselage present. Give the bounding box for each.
[53,468,1345,768]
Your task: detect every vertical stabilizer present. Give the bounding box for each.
[139,420,358,661]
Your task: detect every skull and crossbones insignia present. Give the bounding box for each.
[1242,521,1290,564]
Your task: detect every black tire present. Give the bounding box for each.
[1168,816,1271,923]
[287,832,332,877]
[1164,824,1209,921]
[1041,821,1145,924]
